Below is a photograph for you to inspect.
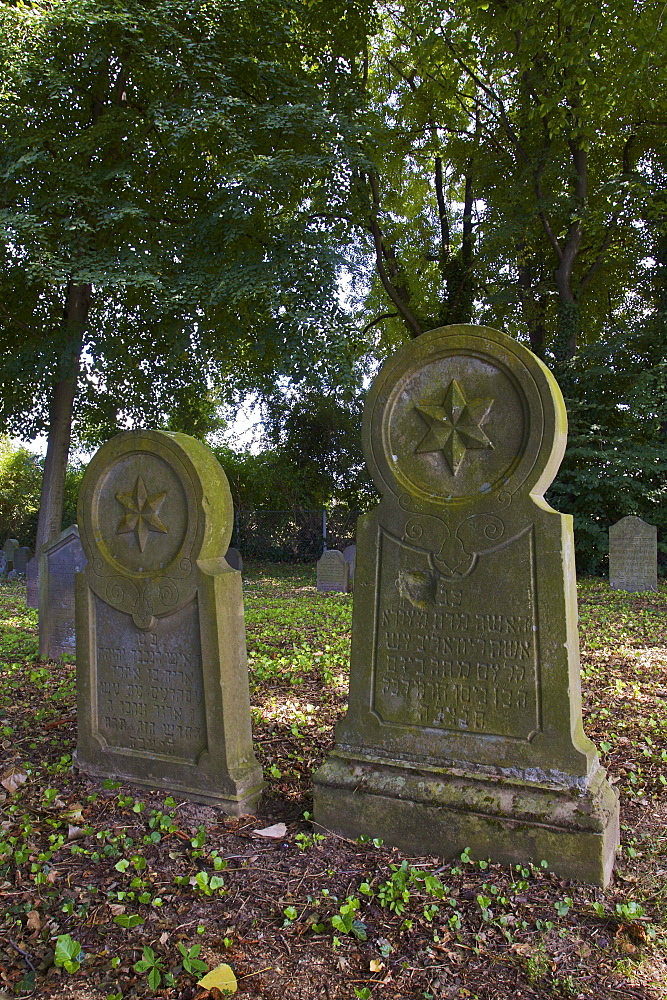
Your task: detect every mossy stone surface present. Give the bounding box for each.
[314,325,619,885]
[75,430,263,814]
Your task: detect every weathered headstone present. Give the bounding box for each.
[14,546,32,576]
[0,551,7,578]
[609,516,657,592]
[314,324,619,886]
[343,544,356,582]
[316,549,350,593]
[225,547,243,572]
[39,526,87,659]
[3,538,19,569]
[74,429,263,814]
[26,556,38,608]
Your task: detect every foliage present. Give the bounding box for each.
[350,0,666,359]
[0,438,42,543]
[547,323,667,575]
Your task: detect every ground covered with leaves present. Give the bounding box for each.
[0,566,666,1000]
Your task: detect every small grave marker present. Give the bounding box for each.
[225,547,243,572]
[38,526,87,659]
[3,538,19,569]
[74,429,263,814]
[14,546,32,576]
[316,549,350,593]
[609,516,657,592]
[314,324,619,886]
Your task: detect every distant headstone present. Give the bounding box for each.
[0,552,7,578]
[74,429,263,814]
[314,324,619,886]
[3,538,19,569]
[14,546,32,576]
[609,516,657,592]
[39,526,87,660]
[317,549,350,593]
[343,544,356,581]
[26,556,38,608]
[225,547,243,572]
[7,569,17,582]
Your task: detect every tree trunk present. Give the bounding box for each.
[34,281,90,552]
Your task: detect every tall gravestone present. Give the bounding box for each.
[317,549,350,593]
[609,516,658,592]
[343,544,356,583]
[314,325,619,886]
[26,556,39,608]
[74,430,263,814]
[39,526,87,659]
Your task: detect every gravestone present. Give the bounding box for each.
[225,547,243,572]
[609,516,657,592]
[39,526,87,659]
[74,429,263,814]
[343,544,356,582]
[0,552,7,578]
[317,549,350,593]
[3,538,19,569]
[26,556,38,608]
[14,546,32,576]
[314,324,619,886]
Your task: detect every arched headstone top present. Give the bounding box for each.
[78,429,233,629]
[363,324,566,508]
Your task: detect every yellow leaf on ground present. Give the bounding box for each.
[369,959,384,973]
[198,963,237,994]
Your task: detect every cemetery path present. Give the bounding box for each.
[0,570,666,999]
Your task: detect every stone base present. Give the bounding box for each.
[74,752,263,816]
[314,753,619,886]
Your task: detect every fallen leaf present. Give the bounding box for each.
[26,910,41,931]
[108,904,125,916]
[159,931,169,945]
[1,766,27,794]
[252,823,287,839]
[369,959,384,973]
[46,870,57,884]
[198,963,237,993]
[68,825,86,841]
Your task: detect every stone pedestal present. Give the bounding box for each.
[74,430,263,815]
[314,325,619,886]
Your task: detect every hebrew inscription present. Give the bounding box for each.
[372,529,539,739]
[94,595,207,763]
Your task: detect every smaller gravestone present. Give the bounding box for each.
[0,552,7,579]
[39,526,87,660]
[343,544,356,582]
[14,546,32,576]
[225,547,243,572]
[316,549,350,593]
[3,538,19,570]
[609,516,658,592]
[26,556,38,608]
[75,429,263,814]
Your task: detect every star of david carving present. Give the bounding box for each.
[115,476,168,551]
[414,379,494,475]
